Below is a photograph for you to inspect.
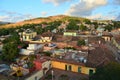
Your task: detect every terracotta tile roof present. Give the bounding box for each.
[113,35,120,44]
[51,58,85,66]
[41,32,53,37]
[86,44,115,67]
[102,32,113,37]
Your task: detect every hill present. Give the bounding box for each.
[0,21,11,25]
[0,15,87,29]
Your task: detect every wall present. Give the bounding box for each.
[42,61,51,74]
[27,44,43,51]
[19,49,34,55]
[25,61,51,80]
[102,36,111,42]
[0,44,3,51]
[51,60,95,75]
[22,32,37,41]
[25,70,43,80]
[112,38,120,49]
[64,32,77,36]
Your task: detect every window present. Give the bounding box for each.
[65,65,67,70]
[69,65,72,71]
[78,67,81,73]
[89,69,94,76]
[25,36,26,39]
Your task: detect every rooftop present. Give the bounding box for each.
[41,32,53,37]
[113,35,120,44]
[52,49,88,66]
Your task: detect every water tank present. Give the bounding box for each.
[79,57,84,62]
[72,53,76,59]
[83,59,87,63]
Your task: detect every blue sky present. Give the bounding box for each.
[0,0,120,22]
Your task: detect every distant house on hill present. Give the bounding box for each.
[64,31,77,36]
[40,31,53,43]
[102,32,113,42]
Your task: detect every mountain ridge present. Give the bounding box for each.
[0,15,110,29]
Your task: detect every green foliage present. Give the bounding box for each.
[113,21,120,28]
[43,52,52,56]
[2,42,19,61]
[90,62,120,80]
[2,34,20,44]
[84,19,91,24]
[64,47,76,50]
[104,24,113,32]
[1,34,22,62]
[67,20,79,30]
[42,21,62,32]
[80,24,87,31]
[36,27,43,34]
[29,55,35,61]
[0,28,9,36]
[77,39,86,46]
[27,62,34,68]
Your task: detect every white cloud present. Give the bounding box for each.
[0,15,10,21]
[42,0,72,6]
[41,11,47,16]
[65,0,108,16]
[0,10,34,22]
[116,14,120,21]
[114,0,120,5]
[0,11,34,22]
[86,14,116,20]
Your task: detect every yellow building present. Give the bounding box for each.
[40,32,53,43]
[19,29,37,41]
[102,32,113,42]
[64,32,77,36]
[51,59,95,75]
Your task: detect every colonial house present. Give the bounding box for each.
[40,32,53,43]
[102,32,113,42]
[27,31,53,44]
[19,29,37,41]
[51,59,95,75]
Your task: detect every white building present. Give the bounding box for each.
[20,43,43,55]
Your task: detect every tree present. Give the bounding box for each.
[84,19,91,24]
[104,25,113,32]
[2,34,20,44]
[80,24,87,31]
[113,21,120,29]
[2,34,21,62]
[77,39,86,46]
[36,27,43,34]
[90,62,120,80]
[2,42,19,61]
[67,20,79,30]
